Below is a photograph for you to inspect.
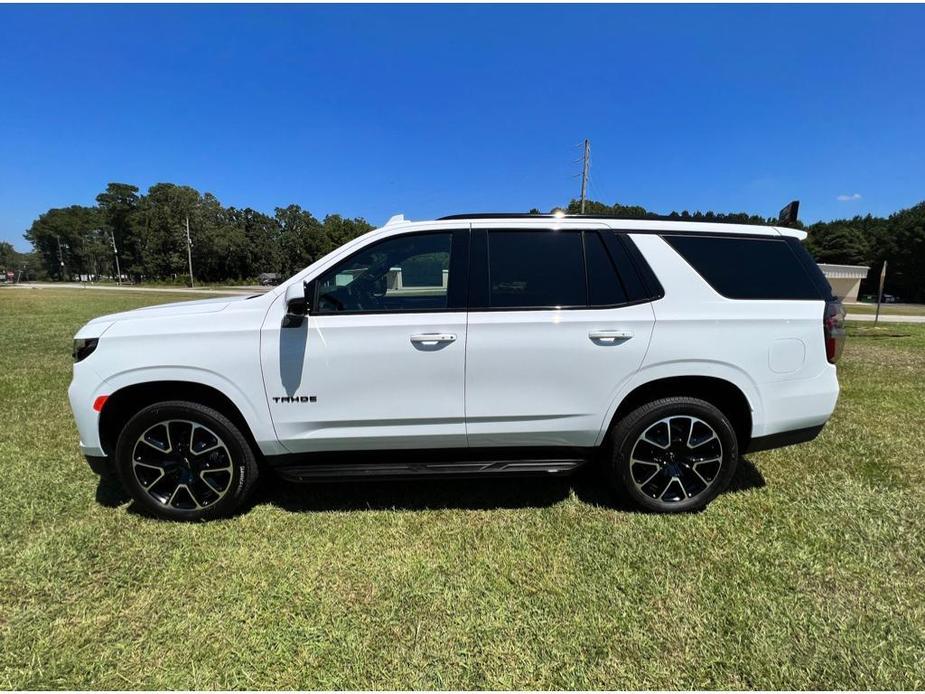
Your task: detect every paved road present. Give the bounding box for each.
[7,282,269,296]
[845,312,925,324]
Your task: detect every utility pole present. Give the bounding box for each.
[579,138,590,214]
[874,260,887,325]
[110,230,122,285]
[184,215,194,287]
[55,235,68,281]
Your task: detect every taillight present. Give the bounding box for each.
[824,300,846,364]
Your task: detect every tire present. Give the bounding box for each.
[608,397,739,513]
[114,401,259,521]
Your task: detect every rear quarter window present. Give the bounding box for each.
[662,234,824,301]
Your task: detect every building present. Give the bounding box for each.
[818,263,869,303]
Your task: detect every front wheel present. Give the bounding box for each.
[609,397,739,513]
[114,401,259,521]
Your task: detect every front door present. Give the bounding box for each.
[261,229,469,453]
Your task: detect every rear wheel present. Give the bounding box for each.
[114,401,258,521]
[609,397,738,512]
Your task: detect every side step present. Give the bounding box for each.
[274,458,588,483]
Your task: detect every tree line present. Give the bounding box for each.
[563,198,925,302]
[4,181,924,301]
[15,182,374,285]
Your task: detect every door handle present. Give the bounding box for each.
[589,329,634,342]
[410,333,457,345]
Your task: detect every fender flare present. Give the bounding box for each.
[96,366,285,456]
[594,360,765,446]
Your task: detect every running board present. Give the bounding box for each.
[274,458,588,483]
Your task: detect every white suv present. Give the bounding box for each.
[68,210,844,521]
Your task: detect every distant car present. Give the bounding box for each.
[258,273,280,287]
[68,211,844,521]
[883,294,900,303]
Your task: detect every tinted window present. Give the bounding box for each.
[785,237,836,301]
[316,232,452,313]
[663,234,823,300]
[610,233,665,302]
[585,231,628,306]
[487,231,586,308]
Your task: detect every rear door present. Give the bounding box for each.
[464,225,657,448]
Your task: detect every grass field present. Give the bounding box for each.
[1,287,924,689]
[846,301,925,316]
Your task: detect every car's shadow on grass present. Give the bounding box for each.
[97,458,766,517]
[253,457,767,515]
[95,474,131,508]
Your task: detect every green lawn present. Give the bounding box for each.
[846,301,925,316]
[1,288,924,689]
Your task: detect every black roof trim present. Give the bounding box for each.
[437,212,763,224]
[438,212,556,220]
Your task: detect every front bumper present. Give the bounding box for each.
[68,362,106,458]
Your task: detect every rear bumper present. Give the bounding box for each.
[745,424,825,454]
[755,365,839,439]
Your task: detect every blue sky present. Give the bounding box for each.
[1,4,924,250]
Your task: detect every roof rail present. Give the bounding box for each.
[439,212,553,220]
[438,212,733,223]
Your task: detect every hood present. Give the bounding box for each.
[79,295,252,335]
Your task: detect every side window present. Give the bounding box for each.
[585,231,628,306]
[662,234,823,300]
[316,232,453,313]
[600,232,663,302]
[486,231,586,308]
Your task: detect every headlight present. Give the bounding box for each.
[73,338,99,363]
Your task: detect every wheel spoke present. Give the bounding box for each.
[166,484,182,508]
[688,433,717,448]
[641,420,671,449]
[139,438,166,453]
[658,477,676,500]
[631,460,660,487]
[200,467,232,493]
[182,483,205,509]
[693,456,722,466]
[140,423,171,453]
[692,458,721,482]
[632,440,665,464]
[691,466,712,486]
[670,417,693,449]
[132,462,165,489]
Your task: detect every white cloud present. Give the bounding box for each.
[836,193,862,201]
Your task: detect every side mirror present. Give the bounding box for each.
[282,281,311,328]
